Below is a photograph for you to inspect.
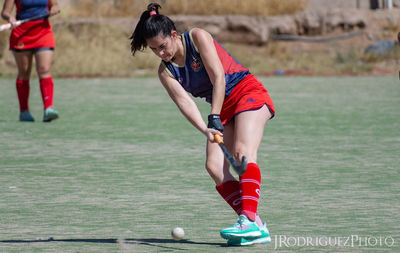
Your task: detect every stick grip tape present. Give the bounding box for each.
[214,134,223,144]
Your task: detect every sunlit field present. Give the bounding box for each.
[0,76,399,252]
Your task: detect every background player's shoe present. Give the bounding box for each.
[220,215,261,239]
[43,107,59,122]
[20,110,35,122]
[227,222,271,246]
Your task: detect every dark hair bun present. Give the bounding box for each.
[147,3,161,14]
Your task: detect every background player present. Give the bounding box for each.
[1,0,60,122]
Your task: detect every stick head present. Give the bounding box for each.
[233,156,247,176]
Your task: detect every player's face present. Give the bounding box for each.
[147,32,178,62]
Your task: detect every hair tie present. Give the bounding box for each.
[149,10,157,16]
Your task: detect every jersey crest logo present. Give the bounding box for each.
[191,56,203,72]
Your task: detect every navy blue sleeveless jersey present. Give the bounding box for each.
[162,30,250,103]
[16,0,49,20]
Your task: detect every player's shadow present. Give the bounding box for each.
[0,237,228,250]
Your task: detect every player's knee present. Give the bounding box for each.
[37,65,51,77]
[233,148,245,163]
[205,160,222,184]
[234,148,256,163]
[205,160,216,176]
[18,70,30,80]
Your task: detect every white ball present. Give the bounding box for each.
[171,227,184,241]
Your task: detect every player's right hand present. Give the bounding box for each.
[8,16,17,28]
[205,128,223,143]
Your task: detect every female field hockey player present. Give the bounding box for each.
[130,3,276,246]
[1,0,60,122]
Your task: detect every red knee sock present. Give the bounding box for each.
[216,180,242,215]
[39,77,54,110]
[240,163,261,221]
[16,79,30,112]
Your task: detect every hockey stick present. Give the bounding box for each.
[214,134,247,176]
[0,12,50,32]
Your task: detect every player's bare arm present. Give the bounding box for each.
[191,28,225,116]
[158,64,221,142]
[1,0,15,23]
[48,0,60,16]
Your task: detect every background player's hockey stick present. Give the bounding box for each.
[0,12,50,32]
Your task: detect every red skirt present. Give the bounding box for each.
[220,74,275,125]
[9,19,55,50]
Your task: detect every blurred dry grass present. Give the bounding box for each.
[63,0,308,18]
[0,0,397,78]
[1,21,397,77]
[1,0,310,77]
[0,21,160,77]
[51,22,160,77]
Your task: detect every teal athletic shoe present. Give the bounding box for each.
[19,110,35,122]
[227,222,271,246]
[220,215,261,239]
[43,107,59,122]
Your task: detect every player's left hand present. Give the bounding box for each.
[207,114,224,132]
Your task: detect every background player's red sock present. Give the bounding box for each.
[239,163,261,221]
[39,77,54,110]
[216,180,242,215]
[16,79,30,112]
